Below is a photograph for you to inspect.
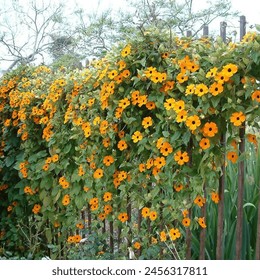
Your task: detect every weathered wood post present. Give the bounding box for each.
[186,30,192,37]
[220,21,227,42]
[203,25,209,37]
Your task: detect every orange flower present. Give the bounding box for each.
[209,82,224,96]
[141,207,150,218]
[139,163,146,172]
[160,142,173,156]
[98,213,107,221]
[118,212,128,222]
[176,72,188,83]
[230,112,246,126]
[149,211,157,221]
[117,140,128,151]
[169,228,181,240]
[153,156,166,169]
[52,154,59,162]
[89,197,99,205]
[62,194,70,206]
[182,209,189,217]
[174,151,189,165]
[32,204,41,214]
[132,131,143,143]
[176,110,188,123]
[146,101,156,110]
[133,242,141,249]
[182,217,191,227]
[104,204,113,214]
[103,137,110,148]
[103,192,112,202]
[252,90,260,102]
[103,155,114,166]
[194,195,206,207]
[247,134,258,146]
[202,122,218,137]
[42,163,49,171]
[160,231,167,242]
[198,217,207,228]
[227,151,238,163]
[118,170,128,181]
[74,235,82,243]
[211,192,220,204]
[76,222,84,229]
[174,184,184,192]
[199,138,210,150]
[93,168,104,179]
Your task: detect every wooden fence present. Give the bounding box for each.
[72,16,260,260]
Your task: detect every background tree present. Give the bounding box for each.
[0,0,65,71]
[0,0,239,71]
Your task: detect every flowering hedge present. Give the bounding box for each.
[0,30,259,259]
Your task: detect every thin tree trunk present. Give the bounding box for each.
[87,204,91,234]
[109,221,114,254]
[216,133,226,259]
[235,126,245,259]
[127,194,132,248]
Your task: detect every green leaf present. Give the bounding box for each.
[5,155,15,167]
[243,203,256,209]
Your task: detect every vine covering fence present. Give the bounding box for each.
[0,16,260,260]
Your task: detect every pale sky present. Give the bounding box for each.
[0,0,259,72]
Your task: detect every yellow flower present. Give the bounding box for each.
[185,115,201,131]
[164,98,175,110]
[103,192,112,202]
[142,116,153,129]
[121,45,131,57]
[118,97,130,109]
[160,231,167,242]
[169,228,181,240]
[195,83,208,96]
[132,131,143,143]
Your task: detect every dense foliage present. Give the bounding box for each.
[0,29,259,259]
